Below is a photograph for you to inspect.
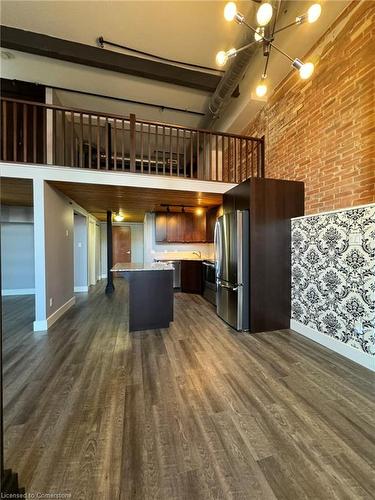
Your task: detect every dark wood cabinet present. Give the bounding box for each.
[181,260,203,294]
[206,206,221,242]
[155,211,208,243]
[223,178,304,333]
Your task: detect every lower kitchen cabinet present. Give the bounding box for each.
[181,260,203,294]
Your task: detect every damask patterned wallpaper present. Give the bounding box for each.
[291,205,375,356]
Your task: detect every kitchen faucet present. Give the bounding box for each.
[192,251,201,259]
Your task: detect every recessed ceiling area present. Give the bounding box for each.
[49,181,223,222]
[0,177,33,206]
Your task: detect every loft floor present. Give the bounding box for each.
[3,281,375,499]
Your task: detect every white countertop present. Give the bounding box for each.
[111,262,174,272]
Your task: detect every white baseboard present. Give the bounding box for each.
[33,296,76,332]
[74,286,89,292]
[2,288,35,296]
[290,319,375,372]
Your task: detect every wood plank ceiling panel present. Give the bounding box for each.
[49,181,222,222]
[0,177,33,206]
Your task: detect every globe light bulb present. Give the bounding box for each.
[114,213,125,222]
[224,2,237,22]
[216,50,228,67]
[307,3,322,23]
[255,81,267,97]
[256,3,273,26]
[299,62,314,79]
[254,27,265,42]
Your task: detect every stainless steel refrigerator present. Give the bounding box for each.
[214,210,249,331]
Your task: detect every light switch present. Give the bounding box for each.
[78,242,82,248]
[349,233,362,246]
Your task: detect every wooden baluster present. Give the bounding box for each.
[52,108,56,164]
[70,111,74,167]
[113,118,117,170]
[155,124,158,174]
[105,117,109,170]
[140,122,144,173]
[209,133,212,181]
[79,113,84,168]
[197,131,200,179]
[23,104,27,162]
[240,138,243,182]
[88,114,92,168]
[169,127,173,176]
[13,102,17,162]
[176,129,179,176]
[121,120,125,170]
[183,129,186,177]
[245,139,249,179]
[2,101,7,161]
[215,135,219,181]
[97,116,100,169]
[43,107,47,164]
[251,141,255,177]
[148,124,151,174]
[162,126,165,175]
[33,106,37,163]
[190,131,193,179]
[129,113,136,172]
[62,111,66,166]
[227,136,230,182]
[203,133,206,180]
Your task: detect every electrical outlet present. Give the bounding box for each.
[78,242,82,248]
[66,229,69,237]
[349,233,362,246]
[354,320,363,335]
[49,297,53,308]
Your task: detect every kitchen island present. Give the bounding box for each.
[111,262,174,332]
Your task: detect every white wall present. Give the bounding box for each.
[100,222,144,276]
[143,212,214,263]
[74,213,88,291]
[1,222,35,294]
[43,182,74,318]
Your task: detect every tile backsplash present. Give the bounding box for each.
[291,205,375,356]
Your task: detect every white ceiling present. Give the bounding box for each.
[0,1,349,132]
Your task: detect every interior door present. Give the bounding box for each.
[113,227,131,274]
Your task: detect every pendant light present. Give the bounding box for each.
[217,2,322,95]
[256,3,273,27]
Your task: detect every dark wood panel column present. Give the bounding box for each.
[105,210,115,294]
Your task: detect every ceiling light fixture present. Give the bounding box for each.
[256,2,273,27]
[114,213,125,222]
[255,74,268,97]
[219,2,321,94]
[215,47,237,67]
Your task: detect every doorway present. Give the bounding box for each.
[113,226,131,267]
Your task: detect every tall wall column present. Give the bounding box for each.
[33,178,47,330]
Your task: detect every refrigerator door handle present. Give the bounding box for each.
[214,219,222,278]
[217,280,242,291]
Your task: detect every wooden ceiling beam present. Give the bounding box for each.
[0,26,221,93]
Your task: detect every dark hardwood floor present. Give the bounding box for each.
[2,281,375,499]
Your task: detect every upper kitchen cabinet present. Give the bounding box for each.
[206,206,222,242]
[155,211,209,243]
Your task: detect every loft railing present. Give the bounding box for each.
[0,97,264,183]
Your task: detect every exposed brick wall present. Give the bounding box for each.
[241,1,375,214]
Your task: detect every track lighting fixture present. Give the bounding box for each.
[217,2,322,95]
